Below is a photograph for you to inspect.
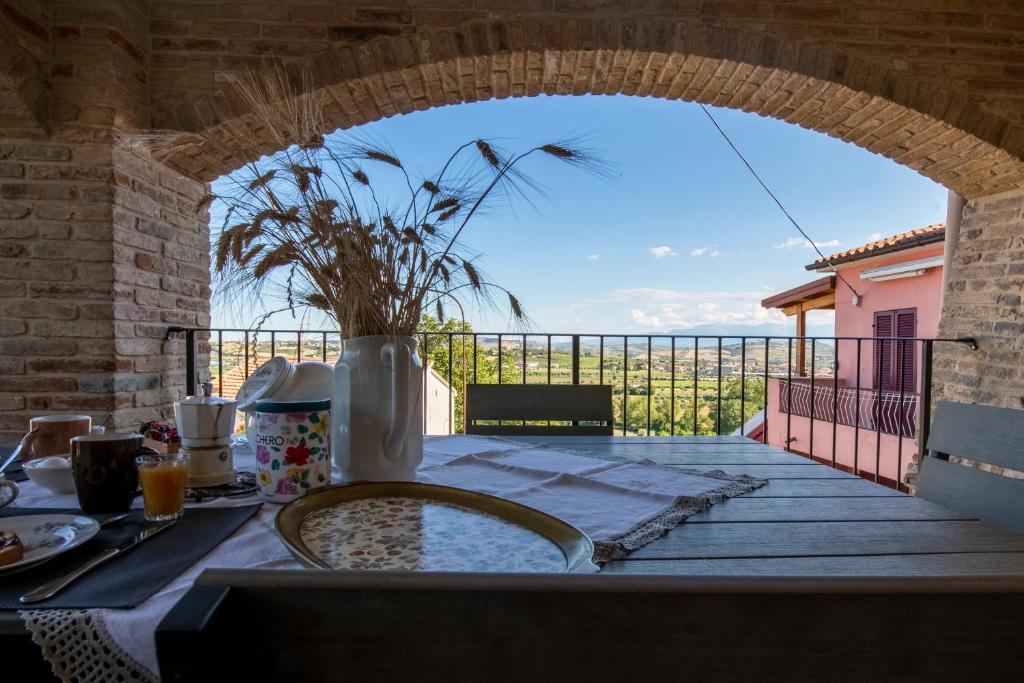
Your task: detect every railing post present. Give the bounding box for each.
[918,339,934,460]
[185,328,197,397]
[168,327,198,396]
[571,335,580,385]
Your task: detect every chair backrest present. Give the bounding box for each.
[919,400,1024,532]
[157,569,1024,682]
[465,384,613,436]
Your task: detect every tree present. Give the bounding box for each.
[418,316,516,432]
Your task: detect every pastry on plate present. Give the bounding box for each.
[0,530,24,566]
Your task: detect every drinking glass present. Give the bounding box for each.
[136,453,190,522]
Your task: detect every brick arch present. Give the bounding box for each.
[154,20,1024,199]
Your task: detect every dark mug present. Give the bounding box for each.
[71,433,157,514]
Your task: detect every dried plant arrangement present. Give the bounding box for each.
[212,68,612,338]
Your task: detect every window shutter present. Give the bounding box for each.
[895,309,917,393]
[874,311,895,391]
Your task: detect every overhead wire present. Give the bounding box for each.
[697,103,863,299]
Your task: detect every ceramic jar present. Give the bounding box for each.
[235,357,334,453]
[254,398,331,503]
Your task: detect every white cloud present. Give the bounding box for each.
[594,288,766,304]
[584,254,600,261]
[690,245,722,257]
[627,301,789,330]
[630,309,661,328]
[649,246,678,259]
[773,237,842,251]
[866,232,883,242]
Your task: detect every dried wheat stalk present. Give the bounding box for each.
[213,66,611,338]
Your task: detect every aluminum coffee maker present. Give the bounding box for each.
[173,382,237,487]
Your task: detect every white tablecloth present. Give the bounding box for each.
[11,435,764,681]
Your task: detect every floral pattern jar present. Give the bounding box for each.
[254,398,331,503]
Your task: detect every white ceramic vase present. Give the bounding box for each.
[332,335,424,481]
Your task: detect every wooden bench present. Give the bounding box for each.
[157,569,1024,681]
[919,400,1024,533]
[465,384,613,436]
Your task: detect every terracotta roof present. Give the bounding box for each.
[210,357,451,403]
[805,223,945,271]
[214,363,249,401]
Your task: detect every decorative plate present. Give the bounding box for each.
[276,482,595,573]
[0,514,100,575]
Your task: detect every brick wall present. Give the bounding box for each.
[0,0,210,440]
[109,143,211,430]
[4,1,1024,439]
[0,139,119,436]
[140,1,1024,198]
[0,138,209,439]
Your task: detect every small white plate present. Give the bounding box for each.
[0,514,100,575]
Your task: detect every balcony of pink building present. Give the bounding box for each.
[766,376,919,491]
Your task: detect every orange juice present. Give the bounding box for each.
[138,461,188,520]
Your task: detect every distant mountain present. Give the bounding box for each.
[662,322,835,338]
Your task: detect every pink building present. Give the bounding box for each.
[760,224,946,489]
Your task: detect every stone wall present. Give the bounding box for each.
[936,188,1024,411]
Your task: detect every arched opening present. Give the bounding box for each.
[157,27,1024,437]
[154,23,1024,200]
[1,6,1020,449]
[196,69,962,482]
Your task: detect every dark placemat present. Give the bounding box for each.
[0,504,261,609]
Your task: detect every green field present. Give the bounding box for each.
[208,328,835,437]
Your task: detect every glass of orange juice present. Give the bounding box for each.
[135,453,190,521]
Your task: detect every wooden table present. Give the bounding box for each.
[503,435,1024,576]
[7,434,1024,681]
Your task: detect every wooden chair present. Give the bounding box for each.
[465,384,613,436]
[919,400,1024,533]
[157,569,1024,682]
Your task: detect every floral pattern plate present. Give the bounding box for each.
[0,514,100,576]
[276,483,595,573]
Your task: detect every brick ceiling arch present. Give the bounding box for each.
[151,17,1024,200]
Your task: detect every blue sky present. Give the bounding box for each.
[210,94,947,334]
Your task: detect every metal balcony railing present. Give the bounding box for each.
[167,327,977,488]
[778,381,919,438]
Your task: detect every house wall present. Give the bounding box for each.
[832,245,945,391]
[424,366,455,436]
[765,377,917,485]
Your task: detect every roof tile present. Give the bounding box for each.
[806,223,945,270]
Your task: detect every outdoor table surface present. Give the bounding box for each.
[4,434,1024,652]
[501,435,1024,577]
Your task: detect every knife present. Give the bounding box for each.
[19,519,177,604]
[0,445,20,478]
